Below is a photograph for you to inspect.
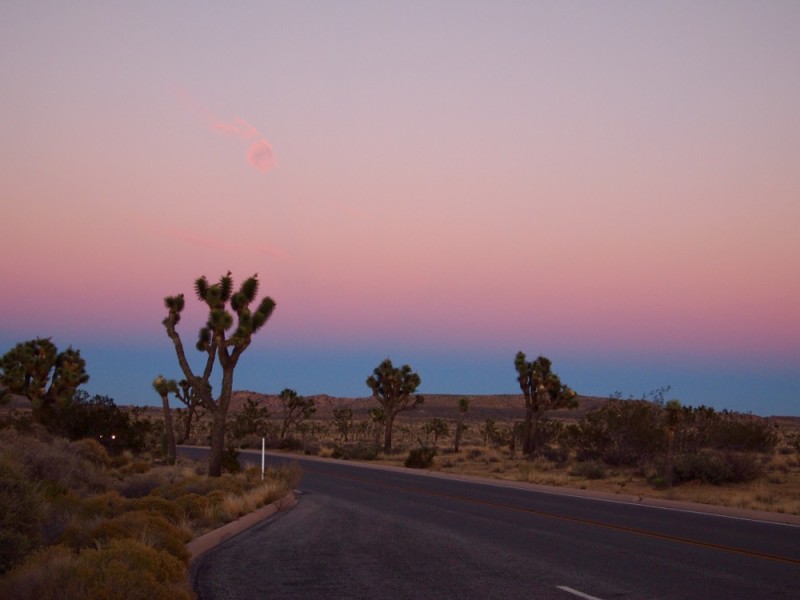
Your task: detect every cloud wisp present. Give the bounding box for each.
[174,88,277,173]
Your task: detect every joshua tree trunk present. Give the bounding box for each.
[161,395,176,465]
[383,413,396,453]
[152,376,177,465]
[207,356,237,477]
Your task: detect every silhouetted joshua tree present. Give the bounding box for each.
[152,375,178,465]
[0,337,88,423]
[366,358,423,453]
[514,352,577,456]
[162,272,275,476]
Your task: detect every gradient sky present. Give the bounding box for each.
[1,2,798,415]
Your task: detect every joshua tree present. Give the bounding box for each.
[423,418,449,445]
[454,397,469,452]
[366,359,423,453]
[233,397,271,438]
[172,379,202,444]
[514,352,577,456]
[162,272,276,476]
[333,407,354,442]
[152,375,178,465]
[278,388,316,440]
[0,337,88,423]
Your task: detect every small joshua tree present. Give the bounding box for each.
[454,397,469,452]
[163,272,275,477]
[278,388,316,440]
[514,352,577,456]
[366,359,423,453]
[333,407,354,442]
[152,375,178,465]
[0,337,89,423]
[172,379,201,444]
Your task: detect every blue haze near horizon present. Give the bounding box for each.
[10,337,791,418]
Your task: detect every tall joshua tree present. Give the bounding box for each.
[162,272,276,476]
[0,337,88,423]
[514,352,577,456]
[152,375,178,465]
[366,358,423,453]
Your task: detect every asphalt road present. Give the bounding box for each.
[182,449,800,599]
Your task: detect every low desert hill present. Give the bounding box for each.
[231,391,609,423]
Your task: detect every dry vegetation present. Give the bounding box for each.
[0,425,300,599]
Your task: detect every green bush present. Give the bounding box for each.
[405,446,437,469]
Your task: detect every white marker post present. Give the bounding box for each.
[261,437,265,481]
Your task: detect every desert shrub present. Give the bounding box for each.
[50,392,149,455]
[0,456,43,574]
[303,441,321,456]
[175,493,209,522]
[278,436,304,451]
[87,511,190,562]
[671,452,734,485]
[405,446,437,469]
[128,495,184,525]
[571,400,667,466]
[0,430,109,497]
[332,444,380,461]
[32,539,191,600]
[222,446,242,474]
[237,434,264,449]
[722,451,764,483]
[117,471,162,499]
[466,447,484,460]
[71,438,111,467]
[2,540,192,600]
[706,413,779,453]
[109,451,132,469]
[529,419,565,454]
[0,545,77,599]
[540,444,569,465]
[654,450,764,487]
[74,490,127,519]
[78,539,193,598]
[570,460,607,480]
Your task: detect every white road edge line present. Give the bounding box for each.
[557,585,604,600]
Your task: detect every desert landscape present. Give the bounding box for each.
[169,390,800,517]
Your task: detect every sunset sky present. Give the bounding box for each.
[2,2,798,415]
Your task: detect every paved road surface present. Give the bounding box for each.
[182,449,800,599]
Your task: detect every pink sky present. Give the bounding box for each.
[1,2,798,412]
